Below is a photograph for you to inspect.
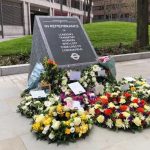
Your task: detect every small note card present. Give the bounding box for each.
[68,82,86,95]
[30,90,47,99]
[66,101,82,110]
[70,71,81,81]
[72,101,82,110]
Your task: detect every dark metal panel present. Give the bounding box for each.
[0,0,23,26]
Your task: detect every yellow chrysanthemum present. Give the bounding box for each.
[108,102,115,108]
[144,105,150,111]
[34,114,44,123]
[43,117,52,126]
[65,128,71,135]
[97,115,105,123]
[131,86,136,91]
[120,98,126,104]
[133,117,141,127]
[56,104,63,114]
[75,127,80,133]
[32,122,41,132]
[115,119,124,128]
[48,106,56,115]
[65,112,71,118]
[80,124,88,134]
[122,112,130,118]
[81,114,87,121]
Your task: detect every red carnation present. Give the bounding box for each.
[105,93,111,98]
[95,109,101,115]
[124,92,131,98]
[137,107,145,113]
[104,109,112,116]
[141,100,146,105]
[95,97,101,102]
[132,98,139,104]
[100,97,108,105]
[112,118,116,122]
[117,97,121,103]
[120,105,128,111]
[119,114,125,119]
[112,98,117,102]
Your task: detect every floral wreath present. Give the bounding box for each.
[89,92,150,132]
[31,103,93,144]
[104,77,150,102]
[17,93,60,118]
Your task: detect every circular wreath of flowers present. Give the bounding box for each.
[17,93,60,118]
[31,103,93,144]
[104,77,150,102]
[89,92,150,132]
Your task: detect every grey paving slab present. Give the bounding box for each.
[105,134,150,150]
[21,126,150,150]
[0,112,31,141]
[116,58,150,79]
[0,59,150,150]
[0,82,21,100]
[0,137,27,150]
[0,99,12,117]
[4,97,22,113]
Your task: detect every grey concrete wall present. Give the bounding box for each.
[0,25,24,36]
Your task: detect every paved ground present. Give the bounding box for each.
[0,36,24,42]
[0,58,150,150]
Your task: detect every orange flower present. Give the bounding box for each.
[131,86,136,91]
[47,59,57,65]
[65,128,71,135]
[100,96,108,105]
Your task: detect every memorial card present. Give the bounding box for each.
[68,82,86,95]
[69,71,81,80]
[30,90,47,99]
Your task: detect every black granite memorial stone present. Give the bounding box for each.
[29,16,98,75]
